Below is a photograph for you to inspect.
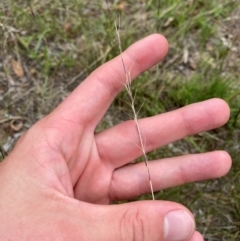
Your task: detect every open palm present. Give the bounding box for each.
[0,34,231,241]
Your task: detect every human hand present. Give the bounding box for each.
[0,34,231,241]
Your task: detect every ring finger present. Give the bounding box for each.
[109,151,231,201]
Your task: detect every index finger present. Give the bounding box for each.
[53,34,168,127]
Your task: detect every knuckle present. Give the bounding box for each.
[180,110,193,136]
[120,207,147,241]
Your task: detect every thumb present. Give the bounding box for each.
[84,201,196,241]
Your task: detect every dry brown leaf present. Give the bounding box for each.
[189,58,197,70]
[64,22,72,33]
[11,59,24,77]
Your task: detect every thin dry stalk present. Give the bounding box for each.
[115,22,155,200]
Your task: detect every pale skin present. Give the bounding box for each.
[0,34,231,241]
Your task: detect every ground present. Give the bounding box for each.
[0,0,240,240]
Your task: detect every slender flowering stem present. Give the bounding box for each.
[115,22,155,200]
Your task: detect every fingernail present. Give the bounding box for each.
[164,210,194,241]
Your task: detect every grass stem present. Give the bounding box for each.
[115,21,155,200]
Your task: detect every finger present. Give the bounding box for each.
[96,98,230,168]
[52,34,168,127]
[109,151,231,201]
[76,201,195,241]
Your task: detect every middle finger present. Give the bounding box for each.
[95,98,229,168]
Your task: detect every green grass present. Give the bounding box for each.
[1,0,240,239]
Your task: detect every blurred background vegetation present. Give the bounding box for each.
[0,0,240,240]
